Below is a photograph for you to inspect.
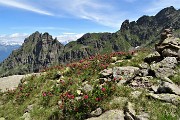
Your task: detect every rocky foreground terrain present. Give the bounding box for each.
[0,28,179,120]
[1,6,180,77]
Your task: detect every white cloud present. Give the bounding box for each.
[0,32,84,45]
[47,0,125,28]
[56,33,84,44]
[0,0,125,28]
[0,33,28,45]
[0,0,53,16]
[0,0,179,29]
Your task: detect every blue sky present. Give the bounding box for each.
[0,0,180,45]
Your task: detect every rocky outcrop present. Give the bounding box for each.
[144,28,179,79]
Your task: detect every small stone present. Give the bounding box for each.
[76,90,82,95]
[99,68,113,77]
[110,63,116,66]
[24,104,34,113]
[90,107,103,117]
[131,81,138,87]
[111,57,118,62]
[115,60,124,64]
[83,84,93,92]
[75,97,82,101]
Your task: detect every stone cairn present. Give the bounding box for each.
[155,28,180,59]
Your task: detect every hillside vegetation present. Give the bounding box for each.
[0,46,179,119]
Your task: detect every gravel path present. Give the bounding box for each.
[0,75,24,92]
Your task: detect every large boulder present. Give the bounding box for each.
[150,57,177,78]
[144,51,162,63]
[113,66,139,81]
[86,110,124,120]
[147,93,180,105]
[157,82,180,95]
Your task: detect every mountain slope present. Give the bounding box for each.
[0,6,180,77]
[0,32,64,76]
[118,6,180,47]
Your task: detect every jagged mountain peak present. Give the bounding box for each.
[24,31,55,43]
[155,6,177,17]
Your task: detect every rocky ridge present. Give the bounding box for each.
[0,28,180,120]
[1,6,180,77]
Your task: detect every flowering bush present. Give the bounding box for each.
[41,91,53,106]
[2,50,139,119]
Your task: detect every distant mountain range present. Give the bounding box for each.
[0,6,180,77]
[0,44,20,62]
